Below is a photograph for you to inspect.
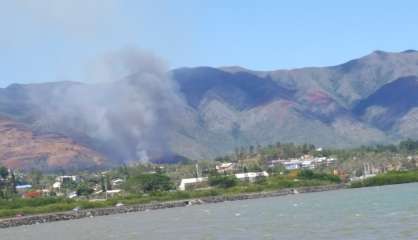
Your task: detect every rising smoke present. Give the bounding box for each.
[5,1,187,164]
[32,48,184,164]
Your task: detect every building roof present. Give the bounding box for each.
[112,179,124,184]
[16,184,32,189]
[216,162,234,170]
[53,182,61,188]
[106,189,122,194]
[235,171,269,179]
[23,191,41,198]
[178,177,208,191]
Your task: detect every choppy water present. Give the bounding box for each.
[3,183,418,239]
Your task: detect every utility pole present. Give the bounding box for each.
[104,174,108,200]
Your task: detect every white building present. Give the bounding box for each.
[178,177,208,191]
[235,171,269,182]
[326,158,336,166]
[56,175,79,184]
[302,160,314,169]
[277,156,336,170]
[283,160,302,170]
[52,182,61,189]
[112,178,124,186]
[216,163,236,173]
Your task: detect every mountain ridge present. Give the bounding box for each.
[1,50,418,170]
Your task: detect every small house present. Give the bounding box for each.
[216,163,236,173]
[56,175,79,184]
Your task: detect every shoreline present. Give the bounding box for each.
[0,184,346,229]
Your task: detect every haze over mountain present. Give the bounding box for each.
[1,50,418,170]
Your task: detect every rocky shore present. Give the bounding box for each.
[0,184,346,228]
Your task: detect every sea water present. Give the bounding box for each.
[2,183,418,240]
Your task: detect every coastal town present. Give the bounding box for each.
[1,155,334,200]
[0,140,418,229]
[1,141,417,202]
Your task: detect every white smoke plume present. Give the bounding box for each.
[32,47,184,163]
[3,1,187,164]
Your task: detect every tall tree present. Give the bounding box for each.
[0,166,8,180]
[100,175,106,192]
[28,169,42,188]
[249,145,255,155]
[10,170,17,194]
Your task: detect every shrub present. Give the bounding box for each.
[298,169,341,183]
[208,175,238,188]
[299,169,315,179]
[351,171,418,188]
[76,184,94,196]
[125,173,173,193]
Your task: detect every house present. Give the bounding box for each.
[52,181,61,189]
[235,171,269,183]
[326,158,336,166]
[301,160,314,169]
[178,177,208,191]
[112,178,124,187]
[267,159,286,168]
[283,160,302,170]
[216,163,236,173]
[56,175,79,184]
[301,154,314,160]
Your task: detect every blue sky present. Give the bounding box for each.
[0,0,417,86]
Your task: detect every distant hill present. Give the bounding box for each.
[2,50,418,170]
[0,117,106,171]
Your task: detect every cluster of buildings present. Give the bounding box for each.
[13,174,125,199]
[178,171,269,191]
[4,154,341,198]
[268,155,336,170]
[179,162,269,191]
[179,155,338,191]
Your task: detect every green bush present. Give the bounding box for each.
[124,173,173,193]
[298,170,341,183]
[76,184,94,196]
[208,175,238,188]
[0,197,73,210]
[351,171,418,188]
